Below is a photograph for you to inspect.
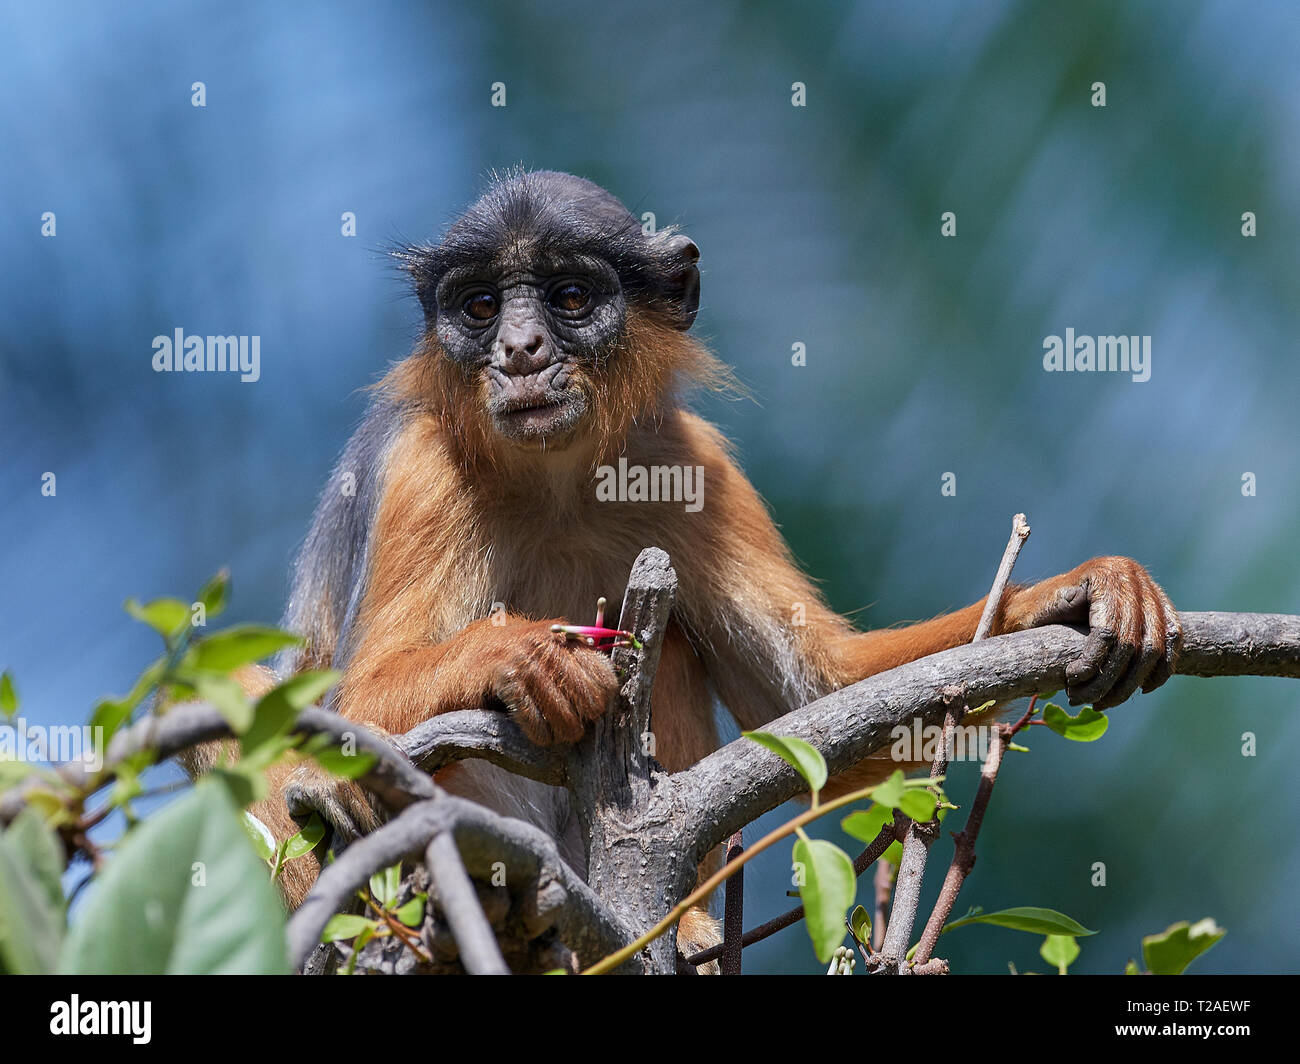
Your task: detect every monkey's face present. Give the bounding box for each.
[432,252,626,447]
[403,171,702,452]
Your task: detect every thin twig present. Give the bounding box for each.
[912,697,1036,965]
[872,859,893,952]
[425,831,509,975]
[974,513,1031,640]
[362,893,434,964]
[683,821,896,967]
[875,514,1030,971]
[720,831,744,975]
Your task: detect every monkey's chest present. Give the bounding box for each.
[482,541,631,624]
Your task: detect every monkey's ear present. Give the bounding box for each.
[657,233,700,330]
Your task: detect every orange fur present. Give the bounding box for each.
[246,308,1173,969]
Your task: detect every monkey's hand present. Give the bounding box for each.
[1000,556,1180,710]
[284,763,384,849]
[283,723,398,857]
[448,618,621,746]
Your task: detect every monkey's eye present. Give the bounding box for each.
[462,292,499,322]
[549,282,591,315]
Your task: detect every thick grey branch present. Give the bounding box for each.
[0,703,434,824]
[425,832,509,975]
[399,709,566,786]
[287,794,632,972]
[565,546,686,974]
[676,610,1300,862]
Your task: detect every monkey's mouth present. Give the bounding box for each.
[489,390,587,443]
[498,394,563,416]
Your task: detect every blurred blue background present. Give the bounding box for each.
[2,0,1297,974]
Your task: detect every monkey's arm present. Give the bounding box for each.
[672,416,1179,740]
[337,616,620,745]
[832,556,1179,710]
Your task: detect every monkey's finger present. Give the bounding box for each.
[1068,637,1134,706]
[1064,624,1113,693]
[506,693,555,746]
[285,773,368,844]
[522,662,587,743]
[1068,581,1137,705]
[1068,567,1143,704]
[1095,640,1160,710]
[1094,585,1165,709]
[1142,587,1182,693]
[1043,581,1091,626]
[561,648,620,721]
[495,668,556,746]
[535,640,608,732]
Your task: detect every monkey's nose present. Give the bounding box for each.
[497,322,549,374]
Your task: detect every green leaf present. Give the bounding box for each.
[339,924,377,973]
[352,923,377,956]
[91,660,165,741]
[196,569,229,620]
[243,670,339,760]
[240,811,277,862]
[1040,934,1080,974]
[743,731,827,793]
[896,788,937,822]
[942,906,1096,938]
[869,770,907,808]
[60,781,289,974]
[0,807,67,974]
[177,669,254,733]
[188,625,301,673]
[0,830,63,974]
[125,597,191,641]
[841,803,905,865]
[1042,703,1109,742]
[841,804,892,845]
[211,764,266,807]
[89,700,132,742]
[22,788,75,828]
[0,671,17,717]
[6,808,65,913]
[394,894,426,928]
[370,863,401,908]
[322,914,374,942]
[1124,958,1140,975]
[0,760,35,789]
[791,838,855,964]
[1141,919,1225,975]
[108,770,145,810]
[282,814,325,861]
[849,904,871,947]
[313,747,376,780]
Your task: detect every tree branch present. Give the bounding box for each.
[0,703,435,825]
[425,831,509,975]
[398,709,566,787]
[286,793,632,972]
[676,610,1300,866]
[684,820,897,967]
[877,512,1028,971]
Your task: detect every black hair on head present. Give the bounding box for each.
[394,168,691,318]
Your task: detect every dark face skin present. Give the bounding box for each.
[405,171,700,450]
[434,250,626,445]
